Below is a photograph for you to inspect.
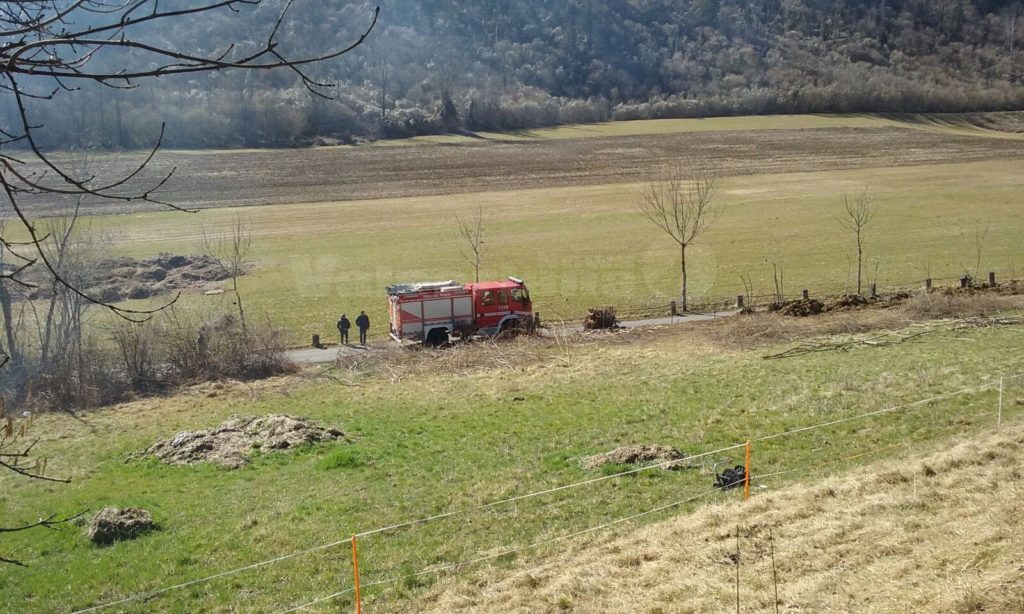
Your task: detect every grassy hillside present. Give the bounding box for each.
[416,420,1024,613]
[3,299,1023,612]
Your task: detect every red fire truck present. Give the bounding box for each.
[387,277,533,345]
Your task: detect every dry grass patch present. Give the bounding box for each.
[410,423,1024,613]
[901,290,1024,319]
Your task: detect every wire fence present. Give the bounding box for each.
[71,372,1024,614]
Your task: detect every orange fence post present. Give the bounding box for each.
[743,441,752,501]
[351,534,362,614]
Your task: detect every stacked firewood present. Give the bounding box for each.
[584,306,618,329]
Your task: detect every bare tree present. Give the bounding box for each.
[457,205,485,283]
[0,1,378,320]
[963,221,990,283]
[367,31,392,121]
[0,0,378,563]
[202,215,254,335]
[1005,3,1021,54]
[836,190,874,296]
[637,161,720,312]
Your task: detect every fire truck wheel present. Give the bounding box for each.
[497,318,522,339]
[425,328,449,347]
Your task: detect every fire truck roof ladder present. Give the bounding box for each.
[386,281,462,295]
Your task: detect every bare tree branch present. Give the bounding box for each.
[457,205,484,283]
[0,0,379,564]
[0,1,378,321]
[637,160,720,312]
[201,214,253,335]
[836,189,873,296]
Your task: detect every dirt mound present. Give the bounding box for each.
[582,444,687,470]
[87,507,154,545]
[145,414,344,468]
[21,253,235,303]
[770,298,826,317]
[828,294,871,310]
[941,279,1024,297]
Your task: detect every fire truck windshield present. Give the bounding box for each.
[511,288,530,303]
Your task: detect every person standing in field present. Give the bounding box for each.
[337,314,351,345]
[356,310,370,345]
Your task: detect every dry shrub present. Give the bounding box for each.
[23,334,130,411]
[13,310,293,414]
[159,310,293,384]
[694,311,908,349]
[899,291,1018,319]
[110,320,161,393]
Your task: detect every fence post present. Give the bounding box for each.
[533,312,541,330]
[989,272,996,287]
[351,534,362,614]
[737,295,745,309]
[960,276,970,289]
[802,289,809,300]
[870,283,877,299]
[998,376,1004,429]
[925,278,932,292]
[670,300,677,316]
[312,334,321,349]
[743,441,751,501]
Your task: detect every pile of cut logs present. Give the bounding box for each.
[584,306,618,329]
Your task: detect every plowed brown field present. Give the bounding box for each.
[19,124,1024,216]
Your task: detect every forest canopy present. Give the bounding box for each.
[5,0,1023,149]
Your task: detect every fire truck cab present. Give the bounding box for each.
[387,277,533,346]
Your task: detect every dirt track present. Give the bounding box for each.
[14,126,1024,217]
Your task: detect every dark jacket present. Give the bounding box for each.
[338,317,351,331]
[355,314,370,330]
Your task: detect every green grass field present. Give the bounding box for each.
[65,158,1024,344]
[3,312,1023,612]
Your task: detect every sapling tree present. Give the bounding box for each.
[637,161,720,312]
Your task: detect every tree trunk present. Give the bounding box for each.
[232,276,247,338]
[856,232,863,295]
[0,280,19,369]
[681,243,688,312]
[39,283,59,369]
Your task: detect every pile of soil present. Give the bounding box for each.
[145,414,344,469]
[770,298,826,317]
[773,291,914,317]
[21,253,235,302]
[828,294,871,310]
[584,306,619,330]
[879,290,913,306]
[87,507,154,545]
[582,444,687,470]
[942,279,1024,297]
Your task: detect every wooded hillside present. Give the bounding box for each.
[9,0,1024,148]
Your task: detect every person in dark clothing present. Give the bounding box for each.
[337,314,351,345]
[355,311,370,345]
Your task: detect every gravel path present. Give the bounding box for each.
[286,311,738,364]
